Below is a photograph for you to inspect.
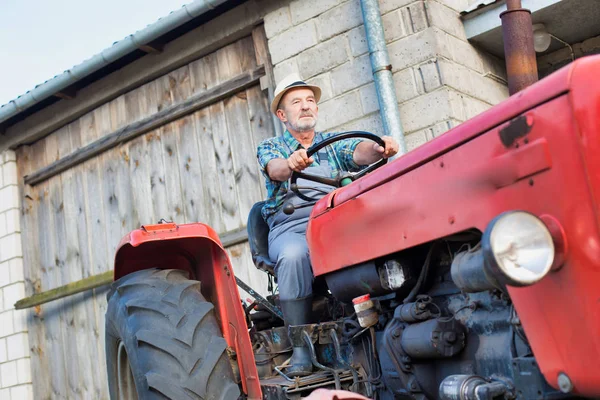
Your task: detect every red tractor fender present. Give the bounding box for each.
[113,222,261,399]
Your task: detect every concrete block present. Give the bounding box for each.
[388,28,438,71]
[461,92,492,120]
[0,289,3,311]
[317,91,362,131]
[405,2,429,33]
[264,5,292,39]
[394,67,421,102]
[347,26,368,57]
[0,213,6,239]
[3,283,24,312]
[0,234,23,263]
[269,20,318,65]
[0,186,19,214]
[307,73,334,102]
[9,259,24,284]
[290,0,341,25]
[431,119,455,137]
[317,0,363,41]
[2,163,17,187]
[297,35,349,79]
[5,209,20,235]
[0,389,8,399]
[7,333,29,360]
[437,58,508,105]
[12,309,26,335]
[0,262,9,288]
[382,10,408,43]
[398,88,456,133]
[0,338,6,363]
[10,384,33,400]
[1,151,16,165]
[439,30,485,73]
[426,0,465,40]
[16,359,31,385]
[417,59,442,92]
[273,57,299,84]
[359,83,379,114]
[331,54,373,96]
[0,360,18,387]
[338,112,385,136]
[405,129,431,151]
[379,0,414,15]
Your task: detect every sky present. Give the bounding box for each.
[0,0,193,106]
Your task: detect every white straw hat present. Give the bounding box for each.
[270,73,322,115]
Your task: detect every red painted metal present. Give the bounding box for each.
[113,223,262,399]
[308,56,600,396]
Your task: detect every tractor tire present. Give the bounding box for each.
[105,268,241,400]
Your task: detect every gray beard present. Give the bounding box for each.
[289,117,317,132]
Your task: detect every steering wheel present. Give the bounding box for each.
[290,131,387,202]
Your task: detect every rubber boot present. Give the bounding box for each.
[280,296,314,377]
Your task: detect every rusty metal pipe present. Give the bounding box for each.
[500,0,538,95]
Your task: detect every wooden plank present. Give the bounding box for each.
[65,119,107,399]
[15,271,113,310]
[35,135,69,398]
[16,143,52,399]
[54,121,89,398]
[220,41,264,223]
[2,0,267,151]
[79,105,111,399]
[170,65,209,224]
[24,65,266,187]
[155,74,185,223]
[208,51,242,231]
[140,81,169,223]
[188,55,225,232]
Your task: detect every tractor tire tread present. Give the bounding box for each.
[105,268,239,400]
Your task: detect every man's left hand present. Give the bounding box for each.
[372,135,399,159]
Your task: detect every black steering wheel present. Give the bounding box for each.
[290,131,387,202]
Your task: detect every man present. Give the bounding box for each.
[256,73,399,376]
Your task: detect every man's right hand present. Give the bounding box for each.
[287,149,315,172]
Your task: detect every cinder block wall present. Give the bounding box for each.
[0,150,32,399]
[264,0,508,150]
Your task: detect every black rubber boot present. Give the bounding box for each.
[280,296,314,377]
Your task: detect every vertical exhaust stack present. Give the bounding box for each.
[500,0,539,95]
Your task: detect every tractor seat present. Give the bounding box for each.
[247,201,276,276]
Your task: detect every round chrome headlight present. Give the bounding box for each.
[483,211,554,286]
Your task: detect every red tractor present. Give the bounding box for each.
[104,55,600,399]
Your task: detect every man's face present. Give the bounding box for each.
[277,87,319,133]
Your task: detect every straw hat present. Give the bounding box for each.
[270,73,322,115]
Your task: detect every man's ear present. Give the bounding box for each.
[276,108,287,123]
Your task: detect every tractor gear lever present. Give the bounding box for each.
[283,200,317,215]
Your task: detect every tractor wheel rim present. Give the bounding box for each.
[117,340,136,399]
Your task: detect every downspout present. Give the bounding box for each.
[500,0,538,94]
[360,0,407,155]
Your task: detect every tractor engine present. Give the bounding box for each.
[249,224,568,399]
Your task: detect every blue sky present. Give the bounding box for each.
[0,0,192,106]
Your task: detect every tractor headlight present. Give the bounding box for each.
[483,211,554,286]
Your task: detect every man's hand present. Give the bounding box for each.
[353,135,400,166]
[287,149,315,172]
[372,135,399,159]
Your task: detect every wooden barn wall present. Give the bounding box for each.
[16,35,275,399]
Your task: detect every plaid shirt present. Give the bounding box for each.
[257,130,363,221]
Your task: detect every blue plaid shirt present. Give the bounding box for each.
[257,130,363,220]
